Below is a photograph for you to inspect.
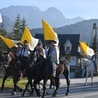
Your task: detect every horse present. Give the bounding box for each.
[0,52,23,95]
[22,53,70,98]
[0,50,40,95]
[81,58,95,86]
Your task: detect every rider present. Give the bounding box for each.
[19,40,30,69]
[47,40,60,77]
[35,42,46,58]
[16,42,23,58]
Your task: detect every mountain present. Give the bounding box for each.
[0,6,84,31]
[30,19,98,43]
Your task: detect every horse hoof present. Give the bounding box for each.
[41,96,45,98]
[21,94,24,97]
[46,91,50,95]
[11,92,16,95]
[37,93,41,97]
[52,93,57,97]
[19,88,23,92]
[65,92,69,96]
[29,92,33,96]
[84,83,87,86]
[1,89,3,92]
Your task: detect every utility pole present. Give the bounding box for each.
[90,23,98,71]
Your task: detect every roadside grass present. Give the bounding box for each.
[0,77,28,89]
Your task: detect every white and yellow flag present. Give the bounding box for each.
[21,26,39,51]
[0,13,2,23]
[79,42,95,57]
[0,35,19,48]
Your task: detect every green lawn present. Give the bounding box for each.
[0,77,28,89]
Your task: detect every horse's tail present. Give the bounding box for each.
[60,60,69,71]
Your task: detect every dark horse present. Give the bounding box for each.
[22,54,70,98]
[0,52,23,94]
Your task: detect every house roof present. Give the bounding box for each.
[35,34,81,56]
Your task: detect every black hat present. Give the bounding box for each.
[23,40,28,43]
[17,42,23,45]
[37,40,43,46]
[37,43,42,46]
[49,40,57,43]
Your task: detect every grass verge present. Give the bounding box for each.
[0,77,28,89]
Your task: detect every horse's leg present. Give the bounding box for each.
[52,77,59,97]
[42,79,47,98]
[29,79,34,95]
[85,69,89,86]
[1,73,9,91]
[21,81,29,97]
[11,78,17,95]
[34,78,41,97]
[46,79,54,95]
[49,78,55,89]
[63,70,70,95]
[91,70,94,85]
[15,79,23,92]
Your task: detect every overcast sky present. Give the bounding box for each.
[0,0,98,19]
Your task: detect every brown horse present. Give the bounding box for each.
[0,52,23,95]
[22,54,70,98]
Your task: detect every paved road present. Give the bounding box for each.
[0,77,98,98]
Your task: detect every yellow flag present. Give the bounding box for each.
[21,26,39,51]
[42,19,57,41]
[0,35,19,48]
[79,42,94,56]
[21,26,32,43]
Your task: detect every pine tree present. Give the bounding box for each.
[0,23,7,36]
[12,15,27,40]
[12,14,22,40]
[20,18,27,34]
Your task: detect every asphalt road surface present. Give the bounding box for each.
[0,77,98,98]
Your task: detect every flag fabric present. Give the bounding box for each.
[21,26,39,51]
[79,42,95,57]
[42,19,57,41]
[42,19,59,46]
[0,35,19,48]
[0,13,2,23]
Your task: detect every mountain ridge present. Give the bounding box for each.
[0,6,84,30]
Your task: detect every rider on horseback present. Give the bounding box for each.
[47,40,60,77]
[19,40,30,69]
[16,42,23,57]
[35,41,46,58]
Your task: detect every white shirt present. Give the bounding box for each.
[21,46,30,57]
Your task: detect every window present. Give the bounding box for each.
[64,39,72,54]
[65,46,70,54]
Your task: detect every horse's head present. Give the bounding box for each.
[0,50,9,65]
[3,52,15,68]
